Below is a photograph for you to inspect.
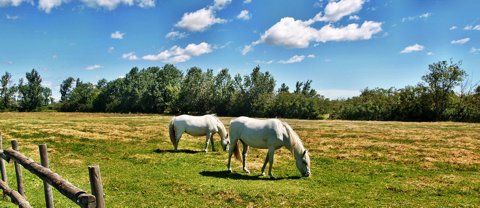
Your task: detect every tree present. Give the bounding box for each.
[0,72,17,111]
[17,69,47,111]
[213,69,235,115]
[422,60,466,120]
[60,77,75,102]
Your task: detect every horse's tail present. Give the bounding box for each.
[233,140,242,162]
[169,118,176,149]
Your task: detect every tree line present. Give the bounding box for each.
[1,60,479,122]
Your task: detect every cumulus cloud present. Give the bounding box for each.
[111,31,124,39]
[108,46,115,53]
[242,0,381,54]
[349,15,360,21]
[237,10,251,20]
[254,60,273,64]
[449,26,457,30]
[464,25,480,31]
[81,0,155,10]
[0,0,30,7]
[165,31,188,40]
[400,43,424,53]
[317,0,364,22]
[38,0,66,13]
[427,51,433,56]
[213,0,231,9]
[175,7,226,32]
[5,14,19,20]
[85,64,103,70]
[279,55,306,64]
[307,54,315,58]
[260,17,382,49]
[243,0,251,3]
[122,52,138,60]
[470,47,480,54]
[401,12,432,22]
[142,42,212,63]
[451,38,470,45]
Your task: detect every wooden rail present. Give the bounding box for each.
[0,134,105,208]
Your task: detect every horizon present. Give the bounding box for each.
[1,0,479,101]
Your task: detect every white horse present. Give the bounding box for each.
[227,116,311,178]
[169,114,229,152]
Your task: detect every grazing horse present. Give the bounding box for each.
[168,114,229,152]
[227,116,311,178]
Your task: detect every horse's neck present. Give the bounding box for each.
[284,129,305,158]
[215,120,226,138]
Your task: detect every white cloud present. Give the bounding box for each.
[349,15,360,21]
[122,52,138,60]
[470,47,480,54]
[85,64,103,70]
[213,0,231,9]
[142,42,212,63]
[243,0,251,3]
[165,31,188,40]
[175,7,226,32]
[279,55,305,64]
[427,51,433,56]
[237,10,251,20]
[317,0,364,22]
[451,38,470,45]
[318,89,360,99]
[464,25,480,31]
[5,14,19,20]
[400,43,424,53]
[138,0,154,8]
[260,17,382,49]
[402,12,432,22]
[0,0,30,7]
[307,54,315,58]
[81,0,131,10]
[39,0,66,13]
[242,0,381,54]
[449,26,457,30]
[254,60,273,64]
[111,31,124,39]
[108,46,115,53]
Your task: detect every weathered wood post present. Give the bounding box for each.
[0,132,8,197]
[88,165,105,208]
[11,140,26,197]
[39,144,54,208]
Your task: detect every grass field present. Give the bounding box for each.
[0,112,479,207]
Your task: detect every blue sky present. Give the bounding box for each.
[1,0,479,100]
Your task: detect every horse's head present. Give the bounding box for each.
[221,133,230,151]
[295,149,311,177]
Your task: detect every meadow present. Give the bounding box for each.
[0,112,479,207]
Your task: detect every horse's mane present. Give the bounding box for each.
[281,122,305,156]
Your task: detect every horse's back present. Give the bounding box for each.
[174,114,217,136]
[230,117,285,148]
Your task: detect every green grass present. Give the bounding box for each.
[0,113,479,207]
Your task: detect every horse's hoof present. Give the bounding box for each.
[269,175,275,179]
[261,172,265,176]
[228,169,232,174]
[243,169,250,174]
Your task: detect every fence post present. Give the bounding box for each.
[11,140,25,197]
[39,144,54,208]
[0,132,7,198]
[88,165,105,208]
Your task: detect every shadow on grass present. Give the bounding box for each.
[200,170,301,180]
[153,148,203,154]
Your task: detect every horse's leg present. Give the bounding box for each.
[175,131,183,151]
[227,136,238,173]
[204,132,212,153]
[241,141,250,174]
[261,152,269,176]
[210,133,216,152]
[267,147,276,179]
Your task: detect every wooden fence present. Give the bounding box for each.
[0,133,105,208]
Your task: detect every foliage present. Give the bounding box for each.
[17,69,52,112]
